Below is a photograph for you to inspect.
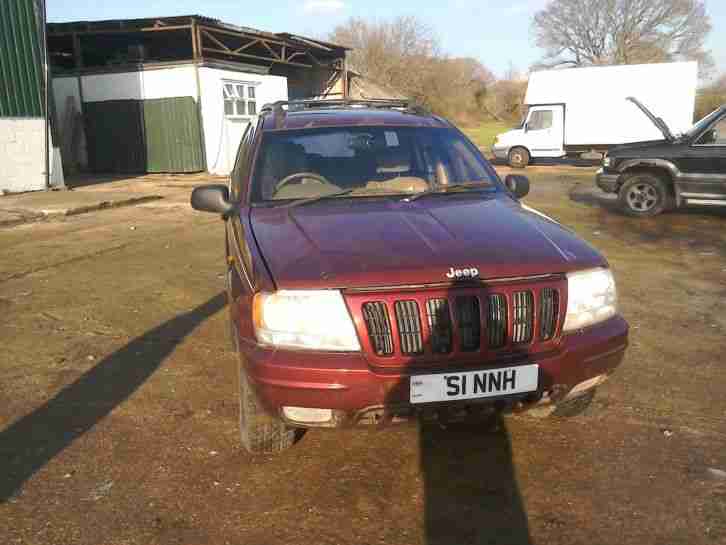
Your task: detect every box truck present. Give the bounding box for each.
[491,62,698,167]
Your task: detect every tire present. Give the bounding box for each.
[552,389,595,418]
[238,356,296,454]
[618,172,673,217]
[508,147,530,168]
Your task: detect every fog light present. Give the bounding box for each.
[282,406,332,424]
[567,374,608,398]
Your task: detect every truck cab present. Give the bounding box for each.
[492,105,565,168]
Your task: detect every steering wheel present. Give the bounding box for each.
[275,172,333,192]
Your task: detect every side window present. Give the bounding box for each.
[696,117,726,145]
[223,82,258,118]
[230,124,254,201]
[528,110,553,131]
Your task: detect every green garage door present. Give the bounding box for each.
[84,97,205,174]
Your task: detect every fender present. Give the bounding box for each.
[616,158,683,206]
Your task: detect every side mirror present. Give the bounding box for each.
[523,122,529,133]
[191,184,234,216]
[504,174,530,199]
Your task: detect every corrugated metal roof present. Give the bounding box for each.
[0,0,44,117]
[47,15,349,53]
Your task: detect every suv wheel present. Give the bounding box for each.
[552,389,596,418]
[618,173,672,217]
[238,356,296,454]
[508,147,530,168]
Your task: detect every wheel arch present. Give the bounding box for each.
[617,160,681,205]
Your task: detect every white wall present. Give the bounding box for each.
[81,66,198,102]
[199,67,287,175]
[0,118,46,192]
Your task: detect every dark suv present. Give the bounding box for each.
[192,99,628,453]
[597,100,726,216]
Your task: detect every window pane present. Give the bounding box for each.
[248,86,256,99]
[236,85,245,98]
[247,101,257,115]
[540,110,553,129]
[252,127,498,202]
[236,100,246,116]
[224,100,234,116]
[223,84,234,99]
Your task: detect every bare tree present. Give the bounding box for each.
[696,74,726,119]
[330,16,495,122]
[532,0,713,74]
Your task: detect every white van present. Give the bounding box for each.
[492,62,698,167]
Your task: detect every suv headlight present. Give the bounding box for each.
[253,290,361,351]
[563,268,617,332]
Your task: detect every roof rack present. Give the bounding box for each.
[259,98,430,128]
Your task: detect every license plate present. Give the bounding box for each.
[410,364,539,404]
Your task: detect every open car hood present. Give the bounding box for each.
[626,97,674,142]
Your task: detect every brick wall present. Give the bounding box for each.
[0,118,46,192]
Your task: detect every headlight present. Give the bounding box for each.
[253,290,361,351]
[602,156,611,167]
[563,268,617,332]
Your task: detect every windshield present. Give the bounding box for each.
[251,126,500,203]
[681,108,723,139]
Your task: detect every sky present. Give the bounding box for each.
[46,0,726,79]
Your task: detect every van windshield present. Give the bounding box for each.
[251,126,500,203]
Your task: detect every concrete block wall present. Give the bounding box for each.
[0,118,46,192]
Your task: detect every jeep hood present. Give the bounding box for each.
[627,96,674,142]
[250,197,606,290]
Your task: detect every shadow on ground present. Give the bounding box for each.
[0,293,226,502]
[421,415,531,545]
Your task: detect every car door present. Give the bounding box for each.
[523,105,564,158]
[678,114,726,201]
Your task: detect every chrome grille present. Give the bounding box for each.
[394,300,424,355]
[362,302,393,356]
[426,298,452,354]
[539,288,559,341]
[512,291,534,344]
[487,294,508,349]
[455,296,481,351]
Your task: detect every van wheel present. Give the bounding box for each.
[508,147,530,168]
[618,173,672,217]
[552,389,595,418]
[238,356,296,454]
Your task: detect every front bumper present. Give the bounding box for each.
[238,315,629,427]
[596,168,620,193]
[491,145,510,160]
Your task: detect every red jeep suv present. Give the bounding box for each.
[191,99,628,453]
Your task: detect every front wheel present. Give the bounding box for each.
[508,147,530,168]
[618,173,672,217]
[552,389,595,418]
[238,357,296,454]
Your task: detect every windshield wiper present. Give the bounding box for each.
[404,182,495,202]
[285,188,356,208]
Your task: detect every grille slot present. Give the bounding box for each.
[487,294,507,348]
[512,291,534,344]
[362,302,394,356]
[394,300,424,355]
[455,296,481,351]
[539,288,559,340]
[426,299,452,354]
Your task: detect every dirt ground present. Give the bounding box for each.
[1,165,725,545]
